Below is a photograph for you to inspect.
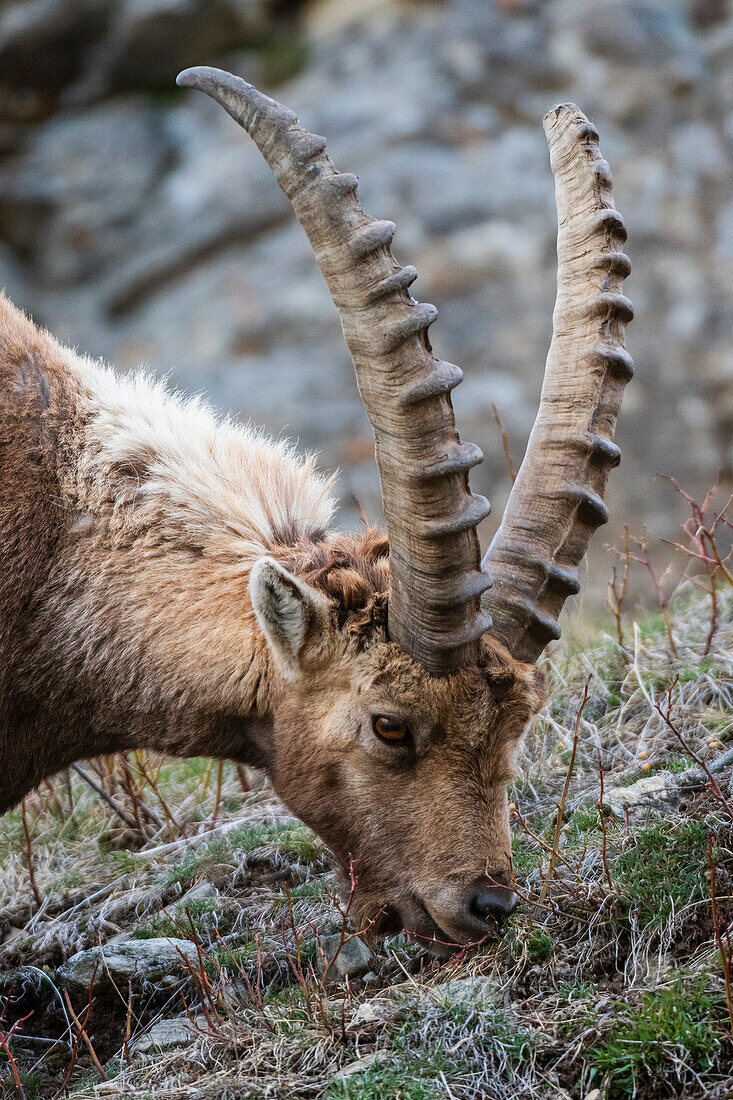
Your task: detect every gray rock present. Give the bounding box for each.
[171,882,218,911]
[0,0,111,92]
[57,937,200,990]
[317,934,373,980]
[128,1012,205,1054]
[604,773,682,819]
[330,1052,382,1083]
[348,999,400,1027]
[0,101,171,283]
[433,976,500,1006]
[79,0,269,98]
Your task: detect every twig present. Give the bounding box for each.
[655,688,733,823]
[708,837,733,1035]
[605,526,631,652]
[20,800,42,908]
[0,1014,31,1100]
[537,678,589,907]
[70,764,141,832]
[492,404,517,482]
[597,758,614,892]
[63,989,109,1082]
[51,965,99,1099]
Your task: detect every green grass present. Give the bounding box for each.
[612,820,717,927]
[326,1006,535,1099]
[163,822,323,886]
[132,897,234,941]
[591,975,727,1098]
[526,928,555,962]
[568,804,603,840]
[327,1063,440,1100]
[511,831,544,875]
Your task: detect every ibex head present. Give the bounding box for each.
[176,68,633,946]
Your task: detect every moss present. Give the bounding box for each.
[591,975,727,1098]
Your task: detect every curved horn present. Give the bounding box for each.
[481,104,633,663]
[177,66,491,675]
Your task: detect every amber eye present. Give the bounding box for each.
[372,715,409,743]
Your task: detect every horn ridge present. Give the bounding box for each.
[177,66,491,675]
[481,102,633,663]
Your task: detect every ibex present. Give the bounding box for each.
[0,68,632,946]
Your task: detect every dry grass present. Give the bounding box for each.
[1,487,732,1099]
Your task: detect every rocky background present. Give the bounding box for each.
[0,0,731,606]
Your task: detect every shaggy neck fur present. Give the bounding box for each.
[0,295,386,808]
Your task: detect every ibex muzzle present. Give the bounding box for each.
[0,69,632,948]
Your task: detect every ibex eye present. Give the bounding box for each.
[372,715,409,743]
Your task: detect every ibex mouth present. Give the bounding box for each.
[402,901,484,954]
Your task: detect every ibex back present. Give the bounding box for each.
[0,70,632,947]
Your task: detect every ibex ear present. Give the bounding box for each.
[249,557,332,677]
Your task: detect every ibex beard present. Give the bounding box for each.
[0,68,632,949]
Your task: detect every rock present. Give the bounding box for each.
[171,882,218,912]
[57,937,201,990]
[348,999,400,1028]
[0,0,111,93]
[128,1012,205,1054]
[317,934,373,980]
[0,100,172,283]
[78,0,269,99]
[330,1052,382,1082]
[603,773,682,819]
[433,976,500,1006]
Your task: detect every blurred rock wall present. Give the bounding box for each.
[0,0,731,602]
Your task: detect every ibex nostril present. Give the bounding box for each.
[469,886,519,925]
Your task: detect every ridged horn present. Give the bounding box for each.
[177,66,492,675]
[481,103,633,663]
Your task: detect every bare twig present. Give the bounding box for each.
[538,678,589,907]
[20,800,42,908]
[70,763,142,833]
[708,836,733,1034]
[492,404,517,482]
[655,687,733,823]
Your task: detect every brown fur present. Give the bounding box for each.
[0,294,544,944]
